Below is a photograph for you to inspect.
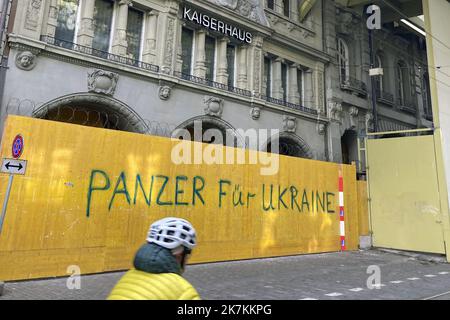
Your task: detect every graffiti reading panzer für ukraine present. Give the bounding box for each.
[86,170,336,217]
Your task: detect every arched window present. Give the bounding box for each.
[396,61,407,106]
[265,132,313,159]
[337,38,350,84]
[32,93,148,134]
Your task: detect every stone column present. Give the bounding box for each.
[291,0,299,23]
[77,0,95,47]
[237,45,248,89]
[142,10,158,64]
[288,63,300,104]
[46,0,58,38]
[314,63,325,113]
[112,0,132,56]
[272,57,283,100]
[193,29,206,78]
[247,35,263,96]
[303,68,314,108]
[216,37,229,85]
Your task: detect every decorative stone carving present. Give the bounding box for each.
[250,106,261,120]
[15,51,37,71]
[25,0,43,31]
[328,100,343,122]
[204,96,224,117]
[336,9,357,35]
[163,17,175,70]
[317,123,326,135]
[159,86,172,100]
[208,0,269,26]
[283,115,297,133]
[349,106,359,130]
[87,69,119,96]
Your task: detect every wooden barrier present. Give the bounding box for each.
[0,116,359,280]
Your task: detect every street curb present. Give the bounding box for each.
[376,248,447,264]
[0,281,4,296]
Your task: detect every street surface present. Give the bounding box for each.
[1,250,450,300]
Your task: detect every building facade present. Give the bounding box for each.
[0,0,433,174]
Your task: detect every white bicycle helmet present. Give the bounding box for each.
[146,217,197,250]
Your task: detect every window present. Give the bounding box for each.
[337,38,349,84]
[283,0,290,17]
[397,61,406,105]
[126,7,144,60]
[205,35,216,81]
[181,28,194,75]
[264,57,271,97]
[281,62,288,102]
[375,54,383,92]
[54,0,80,48]
[226,44,236,88]
[297,69,303,106]
[267,0,275,10]
[92,0,114,53]
[422,73,432,116]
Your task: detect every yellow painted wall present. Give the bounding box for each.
[367,135,445,254]
[0,116,359,280]
[357,181,369,236]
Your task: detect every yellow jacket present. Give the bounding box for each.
[107,269,201,300]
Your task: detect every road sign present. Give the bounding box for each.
[12,134,24,159]
[1,158,27,175]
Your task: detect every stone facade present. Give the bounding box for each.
[0,0,433,172]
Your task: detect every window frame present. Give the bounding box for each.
[226,43,237,88]
[54,0,82,45]
[397,61,406,106]
[125,5,145,61]
[337,38,350,84]
[181,26,195,75]
[204,34,217,81]
[375,54,383,92]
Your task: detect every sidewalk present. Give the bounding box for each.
[1,250,450,300]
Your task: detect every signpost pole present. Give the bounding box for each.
[0,174,13,234]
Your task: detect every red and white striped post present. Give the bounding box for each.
[338,167,346,251]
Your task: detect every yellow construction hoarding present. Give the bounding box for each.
[0,116,362,280]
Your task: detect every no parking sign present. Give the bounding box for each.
[12,134,24,159]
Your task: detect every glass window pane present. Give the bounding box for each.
[181,28,194,75]
[297,69,302,105]
[92,0,114,53]
[283,0,290,17]
[226,44,235,87]
[55,0,79,47]
[281,63,287,101]
[267,0,274,10]
[205,36,216,81]
[126,8,143,61]
[264,57,271,97]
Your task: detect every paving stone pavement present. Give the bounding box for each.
[1,249,450,300]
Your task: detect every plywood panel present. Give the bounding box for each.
[0,116,360,280]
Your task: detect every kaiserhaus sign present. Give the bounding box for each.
[183,6,253,44]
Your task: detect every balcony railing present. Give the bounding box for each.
[376,90,394,106]
[41,36,159,73]
[340,77,368,96]
[174,72,319,115]
[260,95,318,115]
[173,72,252,97]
